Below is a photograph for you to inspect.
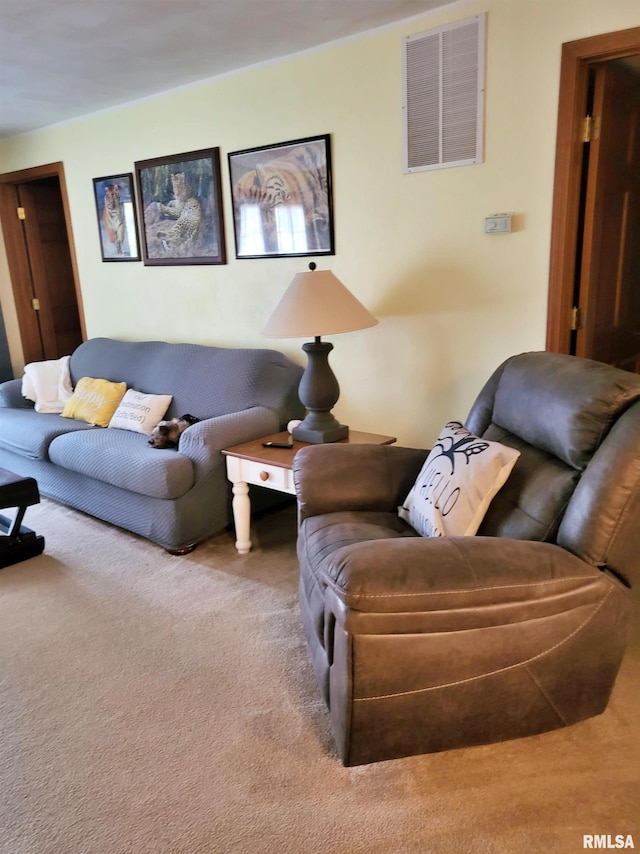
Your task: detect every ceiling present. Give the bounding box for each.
[0,0,453,140]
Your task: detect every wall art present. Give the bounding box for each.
[92,173,140,261]
[228,134,334,259]
[134,148,226,266]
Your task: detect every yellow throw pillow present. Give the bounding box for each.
[62,377,127,427]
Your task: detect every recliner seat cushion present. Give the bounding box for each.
[48,429,194,499]
[301,513,609,623]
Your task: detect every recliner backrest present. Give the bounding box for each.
[465,352,640,583]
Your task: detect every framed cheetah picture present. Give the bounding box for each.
[92,173,140,262]
[228,134,334,259]
[134,148,226,266]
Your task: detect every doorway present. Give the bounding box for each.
[547,26,640,372]
[0,162,85,366]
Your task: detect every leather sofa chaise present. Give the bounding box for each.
[294,352,639,765]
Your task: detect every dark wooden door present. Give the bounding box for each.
[16,180,82,362]
[0,163,85,366]
[576,61,640,371]
[546,27,640,366]
[16,181,83,360]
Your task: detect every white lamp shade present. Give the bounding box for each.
[262,270,378,338]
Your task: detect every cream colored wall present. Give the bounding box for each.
[0,0,638,446]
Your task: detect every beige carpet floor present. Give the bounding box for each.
[1,498,638,854]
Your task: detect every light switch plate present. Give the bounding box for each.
[484,213,512,233]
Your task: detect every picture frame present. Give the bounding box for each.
[228,134,334,259]
[92,173,140,262]
[134,148,226,266]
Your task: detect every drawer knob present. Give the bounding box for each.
[259,470,270,481]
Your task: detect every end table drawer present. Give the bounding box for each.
[236,459,295,494]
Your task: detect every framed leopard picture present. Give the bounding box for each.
[134,148,226,266]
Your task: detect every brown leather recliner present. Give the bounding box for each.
[293,352,640,765]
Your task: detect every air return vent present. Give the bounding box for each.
[403,13,486,172]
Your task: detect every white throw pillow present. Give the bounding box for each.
[398,421,520,537]
[108,390,172,435]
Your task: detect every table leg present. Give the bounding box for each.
[231,480,252,554]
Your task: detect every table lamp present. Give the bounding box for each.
[262,263,378,443]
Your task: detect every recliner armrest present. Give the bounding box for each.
[293,444,427,520]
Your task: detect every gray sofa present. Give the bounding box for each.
[0,338,303,551]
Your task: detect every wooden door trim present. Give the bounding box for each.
[546,26,640,354]
[0,162,87,353]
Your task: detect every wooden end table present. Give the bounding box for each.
[222,430,396,554]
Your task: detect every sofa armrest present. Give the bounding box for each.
[0,378,33,409]
[294,444,428,520]
[178,405,281,479]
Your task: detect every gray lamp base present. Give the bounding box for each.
[292,420,348,444]
[293,338,349,444]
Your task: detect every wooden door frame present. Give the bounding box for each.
[546,26,640,354]
[0,161,86,362]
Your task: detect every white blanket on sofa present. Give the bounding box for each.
[22,355,73,413]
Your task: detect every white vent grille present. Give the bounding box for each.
[403,14,485,172]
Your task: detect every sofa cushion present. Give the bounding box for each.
[108,389,172,434]
[399,421,520,537]
[0,410,96,460]
[48,428,194,499]
[62,377,127,427]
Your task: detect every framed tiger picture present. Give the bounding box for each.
[228,134,335,259]
[92,173,140,262]
[134,147,226,266]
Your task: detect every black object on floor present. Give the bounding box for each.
[0,468,45,568]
